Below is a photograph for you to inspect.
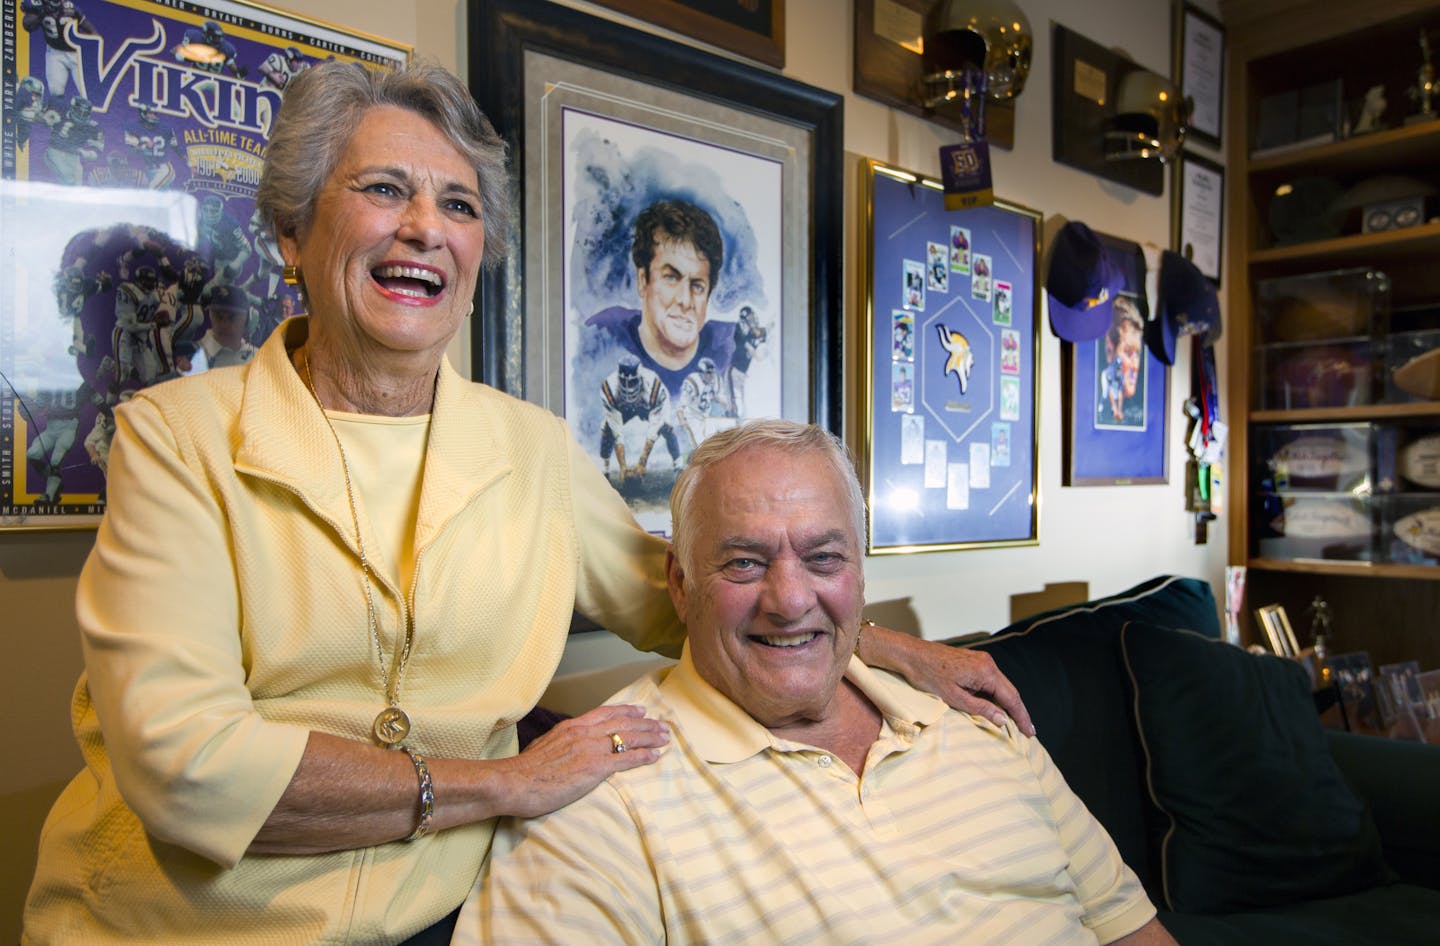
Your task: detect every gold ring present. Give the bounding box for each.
[609,731,627,753]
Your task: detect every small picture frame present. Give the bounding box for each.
[1330,651,1382,731]
[1255,603,1300,657]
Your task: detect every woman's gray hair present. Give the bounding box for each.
[255,58,511,269]
[669,420,867,572]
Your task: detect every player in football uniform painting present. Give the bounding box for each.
[21,0,95,103]
[599,354,681,485]
[676,356,732,452]
[728,305,767,418]
[53,258,110,356]
[124,105,180,189]
[111,263,174,386]
[178,19,247,79]
[43,95,102,185]
[196,193,253,282]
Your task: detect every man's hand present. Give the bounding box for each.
[858,623,1035,736]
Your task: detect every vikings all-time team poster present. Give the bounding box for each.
[1,0,407,529]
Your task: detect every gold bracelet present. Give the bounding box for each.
[856,619,876,656]
[401,746,434,842]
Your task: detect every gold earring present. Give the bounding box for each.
[282,265,302,286]
[467,302,474,318]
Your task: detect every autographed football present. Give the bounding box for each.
[1274,499,1372,539]
[1398,433,1440,489]
[1393,506,1440,557]
[1269,435,1368,483]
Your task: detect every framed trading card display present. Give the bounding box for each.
[861,160,1040,554]
[471,0,842,537]
[1063,230,1169,487]
[0,0,408,531]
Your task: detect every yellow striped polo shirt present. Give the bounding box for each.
[465,645,1156,945]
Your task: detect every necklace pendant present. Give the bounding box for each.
[373,705,411,747]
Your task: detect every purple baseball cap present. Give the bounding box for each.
[1045,221,1123,342]
[1145,249,1221,365]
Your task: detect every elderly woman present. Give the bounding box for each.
[23,60,1029,945]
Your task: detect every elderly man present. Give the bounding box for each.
[461,420,1175,946]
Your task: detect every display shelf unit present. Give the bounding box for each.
[1222,0,1440,666]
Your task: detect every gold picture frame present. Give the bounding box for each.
[1255,603,1301,657]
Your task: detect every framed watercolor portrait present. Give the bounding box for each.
[861,160,1041,554]
[470,0,842,537]
[0,0,408,531]
[1062,231,1169,486]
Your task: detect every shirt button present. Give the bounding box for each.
[817,755,832,767]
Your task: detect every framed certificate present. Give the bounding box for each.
[1175,150,1225,285]
[1176,3,1225,147]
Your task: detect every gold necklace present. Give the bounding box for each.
[301,350,415,748]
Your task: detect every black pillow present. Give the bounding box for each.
[1120,620,1392,913]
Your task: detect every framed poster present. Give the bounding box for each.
[1175,2,1225,147]
[586,0,785,69]
[1063,229,1169,486]
[861,160,1040,554]
[1175,149,1224,285]
[1,0,409,531]
[471,0,841,537]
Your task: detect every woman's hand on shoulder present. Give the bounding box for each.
[858,624,1035,736]
[489,704,670,819]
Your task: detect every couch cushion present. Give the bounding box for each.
[1121,621,1392,913]
[1157,883,1440,946]
[996,575,1223,641]
[964,576,1221,897]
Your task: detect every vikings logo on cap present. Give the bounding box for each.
[1045,221,1123,342]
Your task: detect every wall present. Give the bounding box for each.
[0,0,1225,938]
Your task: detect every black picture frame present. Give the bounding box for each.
[1174,149,1225,286]
[468,0,843,449]
[585,0,785,69]
[1175,2,1225,148]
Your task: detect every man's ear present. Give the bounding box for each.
[635,265,650,295]
[664,547,688,623]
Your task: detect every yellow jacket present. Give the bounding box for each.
[24,318,683,944]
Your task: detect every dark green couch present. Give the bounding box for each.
[960,575,1440,946]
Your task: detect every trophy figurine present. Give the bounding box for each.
[1406,29,1437,125]
[1305,595,1334,685]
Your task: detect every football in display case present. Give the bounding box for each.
[1251,422,1380,561]
[1381,493,1440,565]
[1252,492,1376,562]
[1253,268,1390,410]
[1376,424,1440,493]
[1252,423,1373,493]
[1385,328,1440,403]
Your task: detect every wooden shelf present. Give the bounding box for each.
[1251,402,1440,423]
[1248,558,1440,580]
[1247,120,1440,181]
[1248,223,1440,277]
[1227,3,1440,655]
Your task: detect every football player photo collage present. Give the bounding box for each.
[865,160,1040,553]
[892,226,1019,470]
